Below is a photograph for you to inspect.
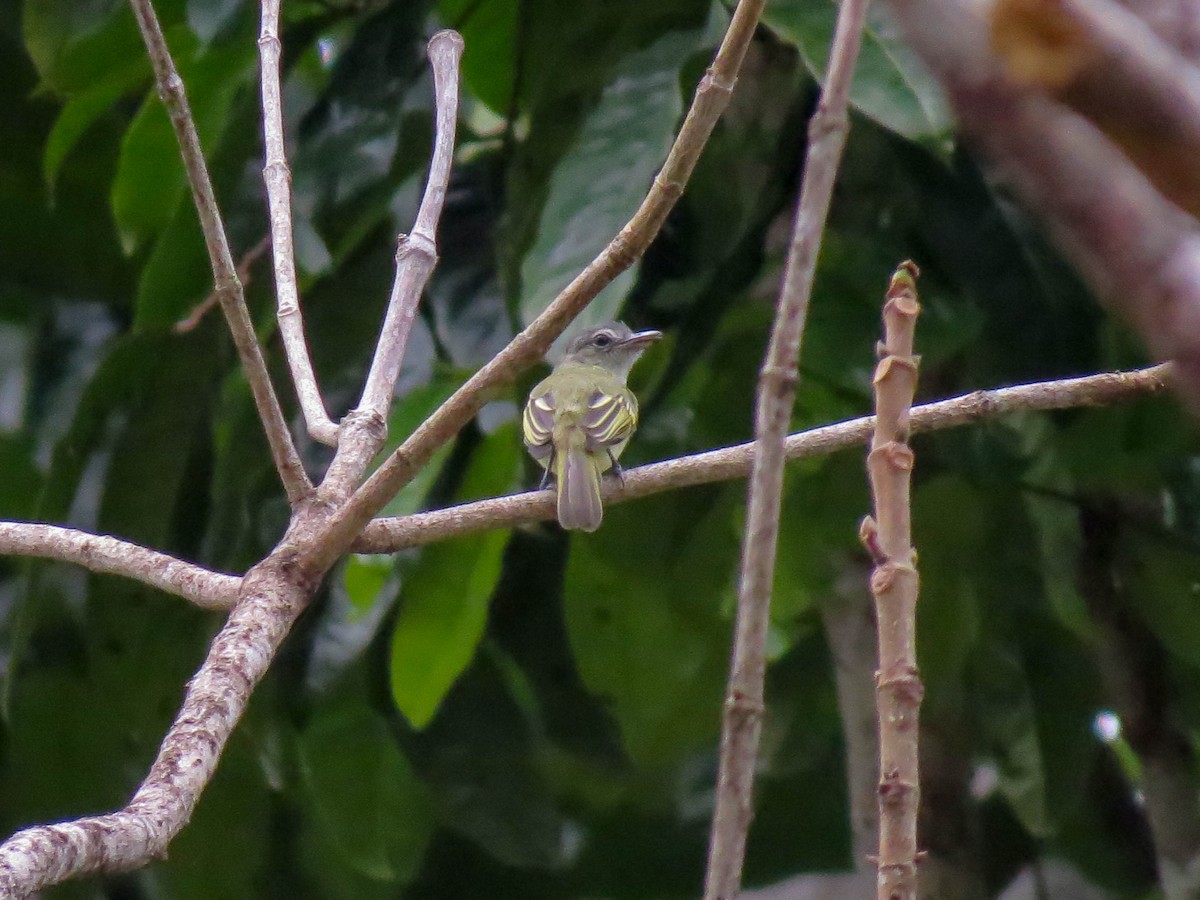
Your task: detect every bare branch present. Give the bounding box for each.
[319,31,466,499]
[861,263,923,900]
[0,522,239,611]
[301,0,770,578]
[352,364,1170,552]
[128,0,312,502]
[885,0,1200,413]
[703,0,869,894]
[259,0,339,446]
[174,235,270,334]
[0,560,307,896]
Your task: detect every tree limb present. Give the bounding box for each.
[353,363,1172,552]
[703,0,869,893]
[128,0,312,502]
[259,0,339,446]
[0,522,239,611]
[300,0,770,578]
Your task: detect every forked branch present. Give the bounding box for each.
[302,0,772,576]
[128,0,311,502]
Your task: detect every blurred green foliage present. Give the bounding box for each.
[1,0,1196,896]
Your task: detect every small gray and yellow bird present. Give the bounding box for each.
[522,322,661,532]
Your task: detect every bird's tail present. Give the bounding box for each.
[555,445,604,532]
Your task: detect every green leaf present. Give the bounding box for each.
[565,487,736,764]
[299,701,433,881]
[763,0,951,140]
[111,35,253,251]
[519,27,702,334]
[133,193,212,328]
[389,425,521,728]
[376,375,462,519]
[438,0,518,114]
[43,54,149,193]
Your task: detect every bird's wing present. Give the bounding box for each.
[581,389,638,451]
[522,391,556,462]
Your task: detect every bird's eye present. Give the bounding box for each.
[593,333,614,348]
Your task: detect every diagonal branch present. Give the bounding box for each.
[259,0,339,446]
[128,0,312,503]
[299,0,770,577]
[0,522,239,610]
[0,559,307,897]
[703,0,870,894]
[353,363,1171,551]
[320,30,465,499]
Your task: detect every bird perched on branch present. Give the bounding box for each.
[522,322,661,532]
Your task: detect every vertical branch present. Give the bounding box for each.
[128,0,312,502]
[860,262,923,900]
[702,0,871,895]
[259,0,339,446]
[319,30,465,500]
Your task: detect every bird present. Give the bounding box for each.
[522,322,661,532]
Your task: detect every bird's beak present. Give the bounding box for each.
[619,329,662,350]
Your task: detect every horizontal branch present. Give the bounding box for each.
[0,522,238,610]
[355,363,1171,552]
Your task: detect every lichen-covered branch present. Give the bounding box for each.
[128,0,311,502]
[860,262,923,900]
[259,0,338,446]
[0,522,239,610]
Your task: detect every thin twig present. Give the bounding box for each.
[259,0,339,446]
[860,262,923,900]
[703,0,870,893]
[300,0,770,578]
[354,363,1171,551]
[128,0,312,503]
[0,522,239,610]
[174,235,271,334]
[319,30,465,499]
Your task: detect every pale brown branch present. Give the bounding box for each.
[356,364,1169,550]
[259,0,338,446]
[862,263,923,900]
[301,0,770,579]
[886,0,1200,414]
[703,0,869,893]
[128,0,311,503]
[0,561,306,897]
[173,235,270,335]
[0,522,239,611]
[320,30,466,501]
